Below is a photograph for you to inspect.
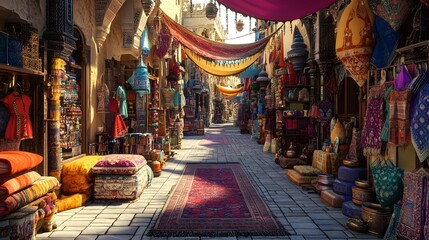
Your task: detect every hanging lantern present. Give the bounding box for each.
[256,68,270,87]
[192,79,203,93]
[206,0,218,20]
[336,0,375,88]
[141,0,153,16]
[287,26,308,73]
[128,58,150,96]
[236,19,244,32]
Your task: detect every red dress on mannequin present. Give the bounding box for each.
[109,97,128,138]
[0,92,33,139]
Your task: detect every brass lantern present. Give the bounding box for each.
[206,0,218,20]
[236,20,244,32]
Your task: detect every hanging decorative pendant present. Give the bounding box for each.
[141,0,153,16]
[155,26,172,58]
[287,26,308,73]
[256,67,270,87]
[236,20,244,32]
[336,0,375,88]
[128,58,150,96]
[206,0,218,20]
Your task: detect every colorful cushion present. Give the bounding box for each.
[293,165,321,176]
[338,166,367,182]
[61,155,101,195]
[342,200,362,218]
[333,178,355,196]
[0,171,41,198]
[287,169,318,186]
[56,192,91,213]
[0,151,43,176]
[92,154,147,175]
[94,165,151,201]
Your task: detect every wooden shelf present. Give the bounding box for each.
[284,100,310,104]
[283,116,310,119]
[283,84,311,88]
[0,64,46,76]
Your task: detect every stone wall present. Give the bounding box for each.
[0,0,46,33]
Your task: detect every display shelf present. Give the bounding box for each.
[0,63,46,76]
[283,84,311,88]
[283,116,310,119]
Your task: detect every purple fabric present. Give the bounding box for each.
[92,154,147,175]
[217,0,337,21]
[394,65,412,90]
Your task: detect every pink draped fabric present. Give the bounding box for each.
[160,11,277,61]
[217,0,337,21]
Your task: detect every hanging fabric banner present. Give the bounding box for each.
[184,47,263,76]
[216,0,337,21]
[160,10,281,61]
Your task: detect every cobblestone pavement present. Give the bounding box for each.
[37,122,378,240]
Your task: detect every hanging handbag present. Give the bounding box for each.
[370,154,404,208]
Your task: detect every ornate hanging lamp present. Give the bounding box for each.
[128,57,150,97]
[141,0,153,16]
[256,67,270,87]
[336,0,375,88]
[206,0,218,20]
[287,26,308,72]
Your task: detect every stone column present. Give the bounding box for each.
[44,0,76,181]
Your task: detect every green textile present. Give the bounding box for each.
[370,157,404,208]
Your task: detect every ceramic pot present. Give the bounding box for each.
[347,218,369,233]
[151,160,162,177]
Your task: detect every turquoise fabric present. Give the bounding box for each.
[380,85,393,142]
[116,85,128,118]
[370,158,404,208]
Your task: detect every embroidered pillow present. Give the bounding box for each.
[92,154,147,175]
[293,165,321,176]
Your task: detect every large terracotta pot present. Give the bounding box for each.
[336,0,375,87]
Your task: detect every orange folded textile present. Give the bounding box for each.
[0,171,41,198]
[0,151,43,176]
[56,193,91,212]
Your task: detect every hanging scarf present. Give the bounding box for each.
[361,85,386,156]
[411,81,429,162]
[388,89,411,147]
[371,16,400,69]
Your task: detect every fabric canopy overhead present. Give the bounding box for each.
[216,0,337,21]
[184,47,263,76]
[160,10,279,61]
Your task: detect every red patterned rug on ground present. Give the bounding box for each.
[147,163,288,237]
[198,134,229,145]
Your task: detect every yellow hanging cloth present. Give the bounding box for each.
[184,47,263,76]
[216,84,243,94]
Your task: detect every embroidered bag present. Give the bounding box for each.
[370,155,404,208]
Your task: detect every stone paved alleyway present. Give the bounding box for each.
[37,122,378,240]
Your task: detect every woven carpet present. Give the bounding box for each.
[199,134,229,145]
[148,163,288,237]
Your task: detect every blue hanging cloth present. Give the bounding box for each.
[141,28,150,58]
[371,16,400,69]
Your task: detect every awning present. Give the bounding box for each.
[216,84,243,94]
[216,0,337,21]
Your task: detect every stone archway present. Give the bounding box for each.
[95,0,126,49]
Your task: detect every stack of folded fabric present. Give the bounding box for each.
[92,154,153,201]
[0,151,60,238]
[56,155,102,212]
